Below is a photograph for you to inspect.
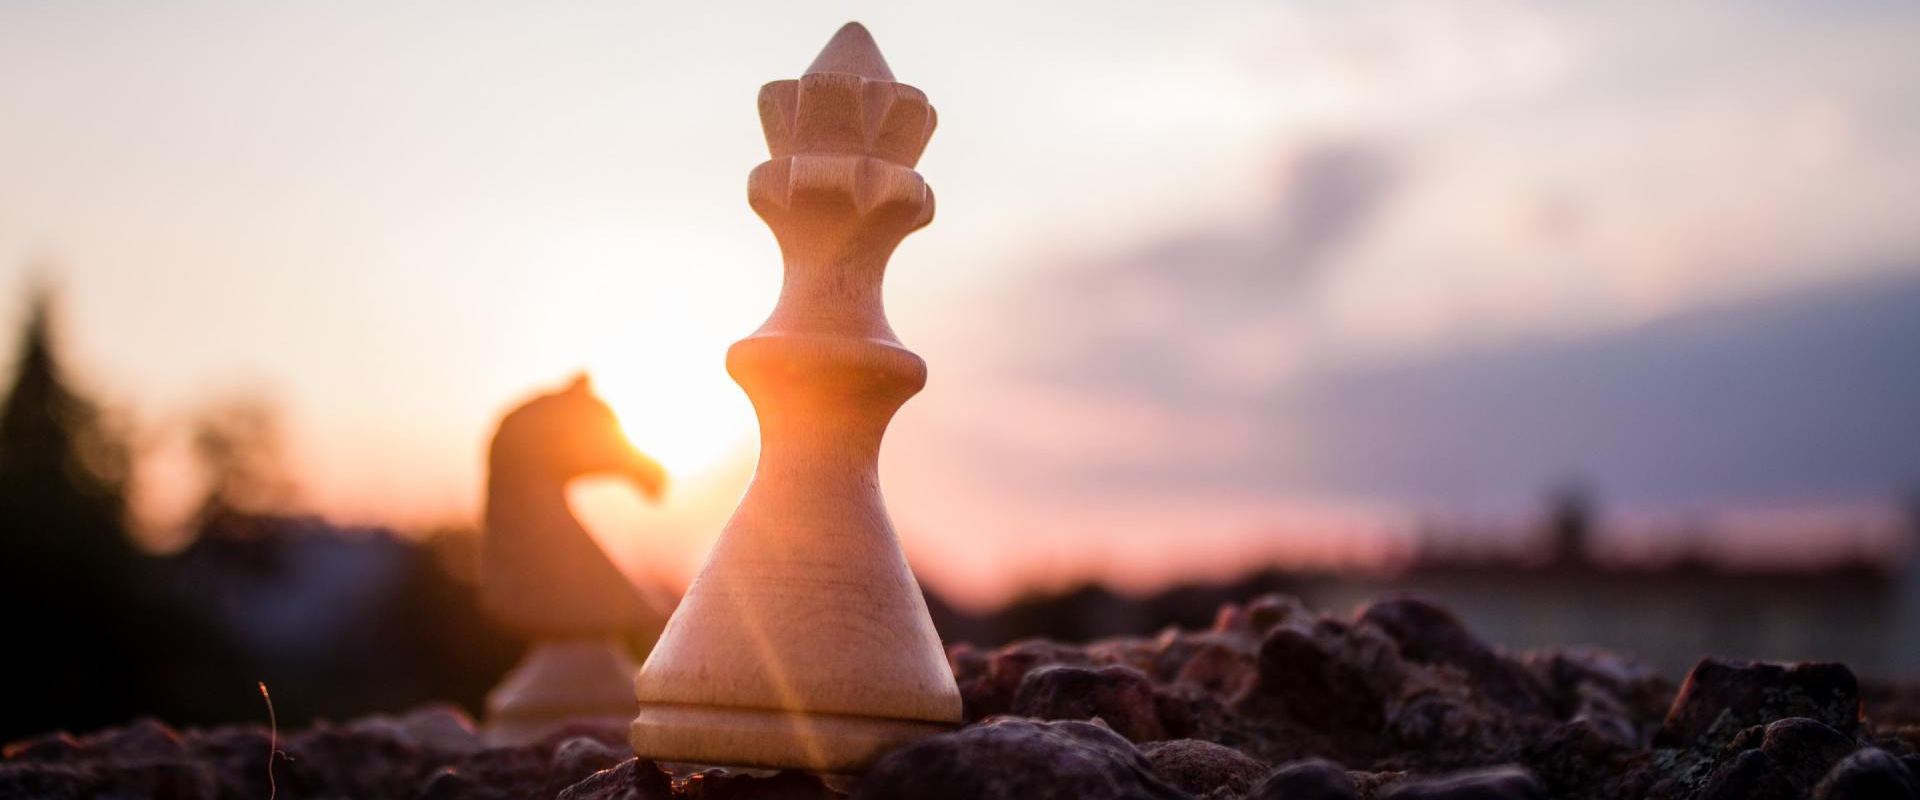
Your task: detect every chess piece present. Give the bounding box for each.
[481,374,670,745]
[629,22,960,772]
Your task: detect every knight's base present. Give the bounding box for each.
[484,638,639,746]
[629,702,956,774]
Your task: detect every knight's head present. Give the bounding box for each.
[488,373,666,499]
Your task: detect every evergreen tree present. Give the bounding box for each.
[0,285,149,740]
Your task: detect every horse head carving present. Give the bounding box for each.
[480,373,667,638]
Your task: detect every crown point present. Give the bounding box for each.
[806,22,895,81]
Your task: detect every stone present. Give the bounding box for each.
[1013,665,1167,743]
[1813,748,1918,800]
[280,722,435,799]
[1,731,83,763]
[1171,639,1258,697]
[1250,759,1357,800]
[357,705,486,761]
[1656,659,1860,749]
[1748,717,1859,788]
[544,737,629,798]
[854,718,1187,800]
[1527,649,1672,740]
[1675,717,1861,800]
[679,768,846,800]
[0,763,94,800]
[1387,691,1494,750]
[1140,739,1267,798]
[1523,719,1653,800]
[1696,749,1802,800]
[84,717,186,761]
[555,758,674,800]
[1211,595,1310,639]
[438,743,549,800]
[1377,765,1545,800]
[417,767,512,800]
[963,639,1094,720]
[1358,598,1552,717]
[1235,624,1390,734]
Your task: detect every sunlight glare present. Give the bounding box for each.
[573,238,760,481]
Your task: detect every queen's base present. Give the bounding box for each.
[630,702,954,774]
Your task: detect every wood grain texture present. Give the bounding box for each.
[629,22,962,773]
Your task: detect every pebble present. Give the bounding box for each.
[1249,758,1356,800]
[1377,765,1545,800]
[1012,664,1167,743]
[1813,748,1918,800]
[855,718,1186,800]
[1140,738,1267,798]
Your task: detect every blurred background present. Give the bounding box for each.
[2,1,1917,741]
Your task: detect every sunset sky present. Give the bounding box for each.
[3,1,1918,606]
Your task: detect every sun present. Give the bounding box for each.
[542,224,770,481]
[596,360,754,479]
[580,292,759,480]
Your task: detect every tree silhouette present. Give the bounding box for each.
[189,391,297,542]
[0,284,153,740]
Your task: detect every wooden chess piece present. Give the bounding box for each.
[629,22,961,772]
[481,374,670,745]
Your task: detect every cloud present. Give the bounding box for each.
[1004,141,1399,400]
[1043,268,1920,509]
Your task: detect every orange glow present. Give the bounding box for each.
[554,233,762,481]
[596,358,752,480]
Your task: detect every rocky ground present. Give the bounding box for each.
[5,595,1918,799]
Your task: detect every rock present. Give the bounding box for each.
[1358,599,1552,716]
[1170,638,1257,697]
[1524,718,1652,800]
[1086,637,1164,677]
[1528,649,1671,740]
[1140,739,1266,798]
[1689,717,1860,800]
[416,740,611,800]
[180,725,274,800]
[1210,595,1309,639]
[11,595,1907,800]
[1234,624,1390,733]
[1656,659,1860,749]
[1387,691,1493,750]
[98,762,217,800]
[418,766,512,800]
[0,762,96,800]
[1751,717,1859,787]
[544,737,627,797]
[281,722,436,799]
[1696,749,1801,800]
[680,768,845,799]
[84,717,186,761]
[533,719,630,752]
[362,705,484,760]
[949,643,991,687]
[1377,766,1545,800]
[555,758,673,800]
[2,731,83,762]
[1813,748,1918,800]
[1013,665,1167,742]
[960,639,1093,720]
[1249,759,1356,800]
[855,718,1187,800]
